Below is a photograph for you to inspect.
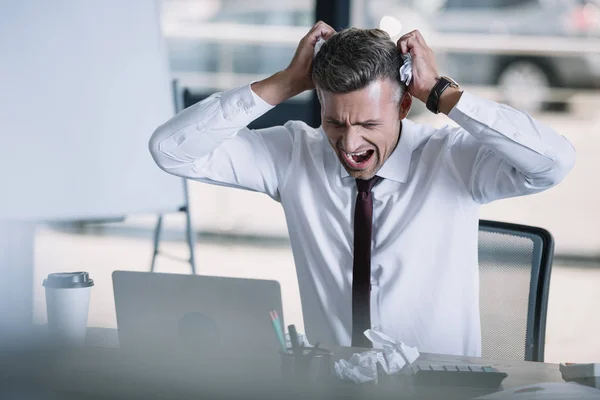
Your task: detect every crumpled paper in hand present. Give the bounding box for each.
[399,53,413,86]
[334,329,420,384]
[314,37,326,58]
[379,15,413,86]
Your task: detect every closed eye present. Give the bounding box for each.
[361,123,380,129]
[326,120,345,127]
[325,119,381,128]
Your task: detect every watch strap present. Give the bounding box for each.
[426,77,453,114]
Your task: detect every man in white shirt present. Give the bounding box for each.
[149,22,575,356]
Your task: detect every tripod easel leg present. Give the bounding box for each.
[150,214,163,272]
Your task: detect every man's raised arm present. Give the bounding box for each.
[148,22,335,200]
[397,30,575,203]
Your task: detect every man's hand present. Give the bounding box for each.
[252,21,335,106]
[285,21,336,93]
[397,30,440,104]
[397,30,462,114]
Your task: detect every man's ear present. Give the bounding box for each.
[398,91,412,120]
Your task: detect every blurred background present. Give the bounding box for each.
[21,0,600,362]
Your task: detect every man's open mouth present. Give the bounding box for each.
[342,149,375,170]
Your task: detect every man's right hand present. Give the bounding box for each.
[285,21,336,93]
[252,21,336,106]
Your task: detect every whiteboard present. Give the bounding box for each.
[0,0,185,221]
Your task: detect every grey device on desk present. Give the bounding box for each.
[112,271,284,363]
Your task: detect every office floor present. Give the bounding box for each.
[33,224,600,364]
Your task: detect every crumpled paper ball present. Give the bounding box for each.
[334,329,420,384]
[399,53,413,86]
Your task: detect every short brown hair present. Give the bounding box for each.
[312,28,405,98]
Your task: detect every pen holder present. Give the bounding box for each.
[280,346,333,383]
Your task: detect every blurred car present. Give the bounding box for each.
[430,0,600,110]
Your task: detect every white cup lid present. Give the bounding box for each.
[43,272,94,288]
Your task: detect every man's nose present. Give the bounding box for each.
[341,126,363,152]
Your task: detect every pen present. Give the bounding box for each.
[272,310,286,350]
[288,324,301,357]
[269,310,286,352]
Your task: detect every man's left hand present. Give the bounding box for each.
[397,30,440,104]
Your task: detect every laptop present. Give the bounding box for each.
[112,271,284,367]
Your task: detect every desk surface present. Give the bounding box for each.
[84,327,563,392]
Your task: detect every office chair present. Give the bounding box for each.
[478,220,554,362]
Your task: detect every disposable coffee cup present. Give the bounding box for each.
[43,272,94,346]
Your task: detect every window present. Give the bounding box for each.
[161,0,314,91]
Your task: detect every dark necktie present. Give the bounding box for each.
[351,176,382,348]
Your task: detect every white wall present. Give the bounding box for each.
[0,222,35,334]
[0,0,184,221]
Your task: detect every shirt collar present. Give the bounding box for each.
[340,119,415,183]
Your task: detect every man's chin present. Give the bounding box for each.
[347,169,377,180]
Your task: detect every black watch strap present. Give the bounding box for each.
[426,77,453,114]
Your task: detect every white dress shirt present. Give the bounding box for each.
[149,84,575,356]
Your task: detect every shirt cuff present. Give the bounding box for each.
[219,83,275,126]
[448,91,496,133]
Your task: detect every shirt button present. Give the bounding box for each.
[236,100,244,108]
[372,324,381,331]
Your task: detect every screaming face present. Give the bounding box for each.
[319,79,412,180]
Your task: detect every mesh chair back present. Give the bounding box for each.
[478,220,553,362]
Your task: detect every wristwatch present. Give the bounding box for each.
[426,76,459,114]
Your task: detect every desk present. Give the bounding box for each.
[75,327,565,399]
[84,327,563,386]
[0,326,568,399]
